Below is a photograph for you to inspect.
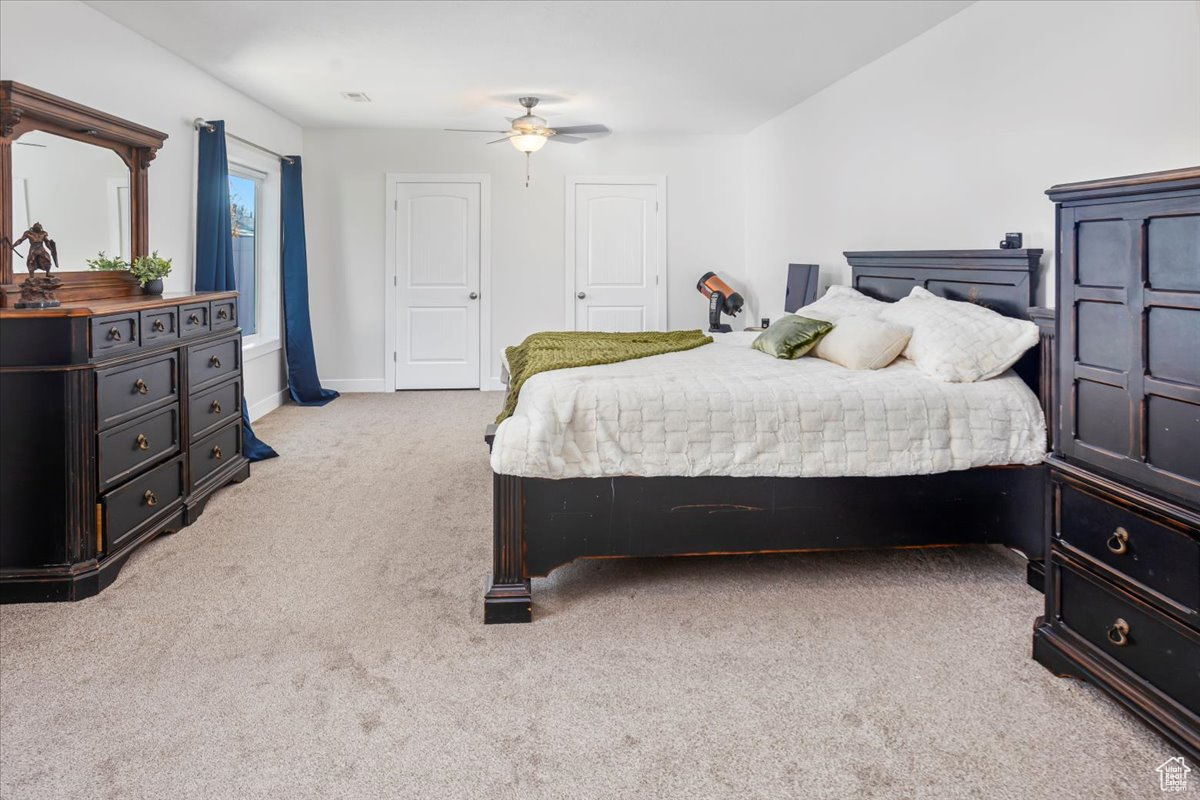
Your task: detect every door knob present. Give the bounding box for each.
[577,291,587,299]
[469,291,479,300]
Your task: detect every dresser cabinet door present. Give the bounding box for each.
[1059,195,1200,505]
[96,353,179,430]
[188,337,241,392]
[96,405,181,491]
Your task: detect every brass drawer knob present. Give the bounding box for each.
[217,308,229,320]
[1106,618,1130,647]
[134,378,149,395]
[1106,527,1129,555]
[210,356,222,368]
[135,433,149,451]
[211,400,222,414]
[212,445,223,460]
[188,313,201,325]
[144,489,158,507]
[152,319,165,332]
[108,327,122,341]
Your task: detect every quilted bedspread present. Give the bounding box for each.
[490,332,1046,479]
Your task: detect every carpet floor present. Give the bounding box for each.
[0,392,1181,799]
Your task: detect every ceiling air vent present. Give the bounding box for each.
[340,92,372,103]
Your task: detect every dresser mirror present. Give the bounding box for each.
[0,81,167,305]
[10,130,132,271]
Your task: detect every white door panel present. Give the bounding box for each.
[395,183,480,388]
[571,182,662,331]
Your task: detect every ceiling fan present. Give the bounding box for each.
[445,96,610,186]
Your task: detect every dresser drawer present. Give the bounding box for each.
[188,336,240,393]
[140,307,178,345]
[189,377,241,442]
[96,353,179,430]
[211,298,237,331]
[180,302,210,339]
[97,405,180,491]
[1056,478,1200,614]
[1058,566,1200,715]
[90,313,139,358]
[101,456,184,554]
[190,421,242,489]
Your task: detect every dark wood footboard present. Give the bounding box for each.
[484,428,1044,624]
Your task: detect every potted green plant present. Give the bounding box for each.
[130,251,173,295]
[85,251,130,272]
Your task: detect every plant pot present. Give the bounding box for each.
[142,279,164,295]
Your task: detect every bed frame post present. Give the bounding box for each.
[484,472,532,624]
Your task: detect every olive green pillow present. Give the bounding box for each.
[751,315,834,359]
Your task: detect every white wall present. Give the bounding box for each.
[744,0,1200,321]
[302,131,746,389]
[0,0,301,420]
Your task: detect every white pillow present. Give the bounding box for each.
[813,315,912,370]
[793,285,888,323]
[878,286,1039,382]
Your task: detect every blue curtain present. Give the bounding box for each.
[281,157,339,406]
[196,120,278,461]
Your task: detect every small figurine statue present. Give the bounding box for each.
[10,222,63,309]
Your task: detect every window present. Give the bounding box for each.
[225,144,281,358]
[228,169,261,336]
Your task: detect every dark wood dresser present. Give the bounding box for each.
[0,292,250,602]
[1033,167,1200,758]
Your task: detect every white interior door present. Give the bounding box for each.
[394,182,481,389]
[570,181,663,331]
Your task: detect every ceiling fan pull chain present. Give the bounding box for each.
[526,152,531,188]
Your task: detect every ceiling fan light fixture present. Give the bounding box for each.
[510,133,548,154]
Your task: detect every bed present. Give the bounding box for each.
[483,249,1055,623]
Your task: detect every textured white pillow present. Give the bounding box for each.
[793,285,888,323]
[878,286,1039,382]
[813,315,912,370]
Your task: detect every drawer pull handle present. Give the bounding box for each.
[136,433,150,451]
[211,400,222,414]
[212,445,223,460]
[188,313,201,325]
[134,378,149,395]
[210,356,222,368]
[1106,527,1129,555]
[144,489,158,507]
[152,319,165,332]
[108,327,122,341]
[217,308,229,320]
[1106,618,1130,647]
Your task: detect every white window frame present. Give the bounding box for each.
[227,143,282,362]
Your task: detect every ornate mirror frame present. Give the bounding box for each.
[0,81,168,306]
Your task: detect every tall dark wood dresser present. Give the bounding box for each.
[0,293,250,602]
[1033,167,1200,758]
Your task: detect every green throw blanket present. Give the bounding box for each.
[497,330,713,423]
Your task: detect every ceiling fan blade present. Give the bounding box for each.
[547,134,587,144]
[550,124,610,135]
[486,135,517,144]
[444,128,513,134]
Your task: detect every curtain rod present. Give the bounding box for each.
[193,118,295,164]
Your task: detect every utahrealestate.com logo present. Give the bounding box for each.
[1157,757,1191,793]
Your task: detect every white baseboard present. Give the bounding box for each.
[481,376,506,392]
[248,389,288,422]
[323,378,389,393]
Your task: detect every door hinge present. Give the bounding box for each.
[394,200,398,211]
[393,352,397,362]
[656,274,659,285]
[394,276,397,286]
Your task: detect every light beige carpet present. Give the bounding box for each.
[0,392,1179,799]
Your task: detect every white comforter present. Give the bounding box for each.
[491,332,1046,479]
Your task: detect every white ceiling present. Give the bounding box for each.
[85,0,972,133]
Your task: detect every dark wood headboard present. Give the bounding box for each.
[843,249,1041,320]
[840,249,1054,421]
